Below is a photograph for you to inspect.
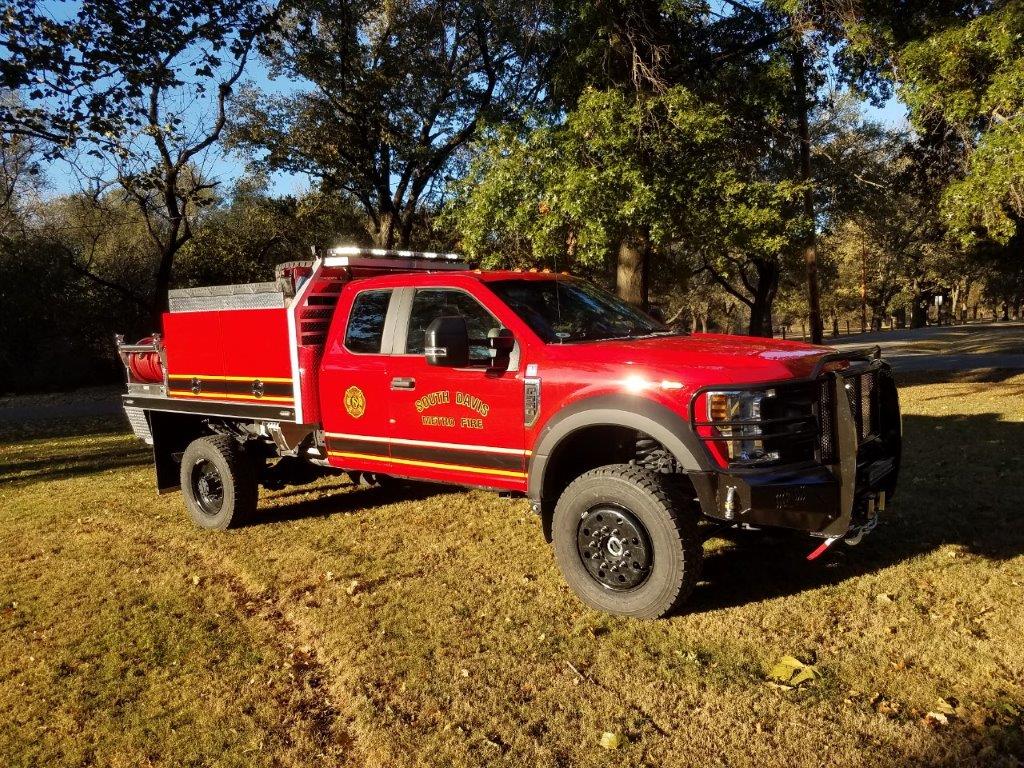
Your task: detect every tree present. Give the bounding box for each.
[804,1,1024,246]
[446,87,732,308]
[230,0,543,250]
[0,0,277,322]
[173,174,370,287]
[899,4,1024,244]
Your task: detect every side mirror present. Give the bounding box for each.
[487,327,515,364]
[424,316,469,367]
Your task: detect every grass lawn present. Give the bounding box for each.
[2,372,1024,767]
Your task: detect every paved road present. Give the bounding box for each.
[828,321,1024,372]
[0,385,126,432]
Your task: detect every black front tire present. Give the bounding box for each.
[552,464,703,619]
[180,435,258,530]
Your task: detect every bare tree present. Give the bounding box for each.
[1,0,277,322]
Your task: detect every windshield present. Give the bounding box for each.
[488,278,671,343]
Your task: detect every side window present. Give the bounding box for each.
[406,289,499,364]
[344,290,392,353]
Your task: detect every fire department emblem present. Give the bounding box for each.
[344,386,366,419]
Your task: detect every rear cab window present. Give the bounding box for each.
[344,289,392,353]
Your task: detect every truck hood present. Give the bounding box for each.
[587,332,832,384]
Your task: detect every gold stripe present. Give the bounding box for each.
[168,374,293,383]
[168,390,295,404]
[326,450,527,479]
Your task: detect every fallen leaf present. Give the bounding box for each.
[935,697,958,716]
[767,655,820,687]
[599,731,622,750]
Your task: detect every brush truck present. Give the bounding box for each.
[117,247,901,618]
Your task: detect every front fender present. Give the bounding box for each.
[527,393,707,502]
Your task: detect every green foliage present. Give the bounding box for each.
[0,0,280,316]
[174,177,369,287]
[898,2,1024,242]
[448,87,750,270]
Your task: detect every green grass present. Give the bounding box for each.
[2,374,1024,766]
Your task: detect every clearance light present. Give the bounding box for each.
[708,392,730,421]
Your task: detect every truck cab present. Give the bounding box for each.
[118,248,901,618]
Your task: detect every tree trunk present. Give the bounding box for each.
[860,244,868,334]
[910,287,929,328]
[894,306,906,328]
[791,37,823,344]
[616,232,649,309]
[151,246,176,329]
[371,209,398,248]
[747,259,778,337]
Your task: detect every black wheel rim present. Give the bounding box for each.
[576,504,653,590]
[191,459,224,516]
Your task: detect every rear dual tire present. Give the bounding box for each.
[552,464,703,619]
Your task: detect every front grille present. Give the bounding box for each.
[857,371,879,440]
[759,381,821,465]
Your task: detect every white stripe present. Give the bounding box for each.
[323,431,529,456]
[287,257,322,424]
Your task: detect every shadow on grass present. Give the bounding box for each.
[687,410,1024,613]
[0,447,151,488]
[0,412,150,489]
[7,399,1022,619]
[0,413,130,444]
[250,479,460,526]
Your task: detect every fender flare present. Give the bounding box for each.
[527,393,709,502]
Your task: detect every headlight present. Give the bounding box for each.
[704,389,779,467]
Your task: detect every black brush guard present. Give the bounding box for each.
[689,346,902,537]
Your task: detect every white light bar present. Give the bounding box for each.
[327,246,463,261]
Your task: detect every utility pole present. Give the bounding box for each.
[860,238,868,334]
[792,35,823,344]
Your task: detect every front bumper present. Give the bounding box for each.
[690,362,901,537]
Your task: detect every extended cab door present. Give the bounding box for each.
[319,287,396,474]
[385,285,527,490]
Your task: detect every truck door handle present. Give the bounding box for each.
[391,377,416,390]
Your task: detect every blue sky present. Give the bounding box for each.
[44,40,910,201]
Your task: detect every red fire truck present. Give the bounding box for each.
[117,247,901,618]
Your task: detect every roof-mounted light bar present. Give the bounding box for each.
[322,245,467,270]
[327,246,463,261]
